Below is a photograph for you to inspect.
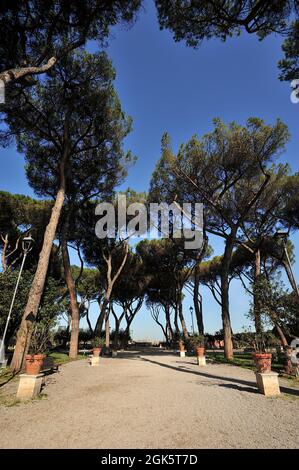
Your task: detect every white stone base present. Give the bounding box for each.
[179,351,186,357]
[17,373,43,400]
[197,355,206,366]
[255,372,281,396]
[90,356,100,366]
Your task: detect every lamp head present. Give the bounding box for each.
[22,235,34,253]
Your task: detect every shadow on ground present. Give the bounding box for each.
[122,353,299,397]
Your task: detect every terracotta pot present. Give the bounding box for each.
[178,341,185,352]
[196,346,205,357]
[93,347,101,357]
[252,353,272,373]
[25,354,45,375]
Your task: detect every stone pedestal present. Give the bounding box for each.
[90,356,100,366]
[255,372,280,396]
[17,373,43,400]
[197,355,206,366]
[179,351,186,358]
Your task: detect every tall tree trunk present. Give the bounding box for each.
[10,117,70,373]
[10,186,65,372]
[158,322,168,343]
[1,234,8,272]
[95,295,110,336]
[174,305,179,335]
[95,244,129,338]
[61,214,80,359]
[94,298,106,336]
[275,323,288,348]
[282,258,299,295]
[111,306,125,349]
[282,258,299,335]
[85,308,93,336]
[253,248,262,335]
[274,323,293,374]
[105,310,110,351]
[124,320,133,343]
[114,317,120,347]
[164,304,174,344]
[220,235,234,360]
[193,264,204,335]
[178,294,188,339]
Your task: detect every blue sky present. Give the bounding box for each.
[1,0,298,339]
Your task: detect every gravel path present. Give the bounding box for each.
[0,349,298,449]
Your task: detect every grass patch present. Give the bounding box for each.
[34,392,48,401]
[0,368,17,387]
[48,351,86,365]
[285,376,299,388]
[207,351,284,373]
[0,391,20,407]
[276,392,299,402]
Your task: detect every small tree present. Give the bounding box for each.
[250,275,299,345]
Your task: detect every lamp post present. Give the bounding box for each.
[0,235,34,365]
[275,230,299,299]
[189,306,195,335]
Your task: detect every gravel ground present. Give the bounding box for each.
[0,349,298,449]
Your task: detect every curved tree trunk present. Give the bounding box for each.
[282,258,299,336]
[10,186,65,372]
[111,306,125,349]
[173,305,179,335]
[178,295,188,339]
[157,321,168,343]
[105,310,110,351]
[124,320,133,343]
[85,308,93,336]
[282,258,299,295]
[124,299,143,345]
[193,265,204,335]
[95,296,110,336]
[113,316,120,347]
[10,118,70,373]
[95,244,129,337]
[275,323,288,348]
[164,304,174,344]
[274,323,293,374]
[221,236,234,360]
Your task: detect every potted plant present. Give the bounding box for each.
[25,324,50,375]
[252,335,272,373]
[185,334,205,356]
[91,337,104,357]
[192,334,205,356]
[178,339,185,352]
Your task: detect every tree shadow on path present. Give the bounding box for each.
[139,357,299,397]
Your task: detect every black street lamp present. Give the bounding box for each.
[0,235,34,366]
[22,235,34,253]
